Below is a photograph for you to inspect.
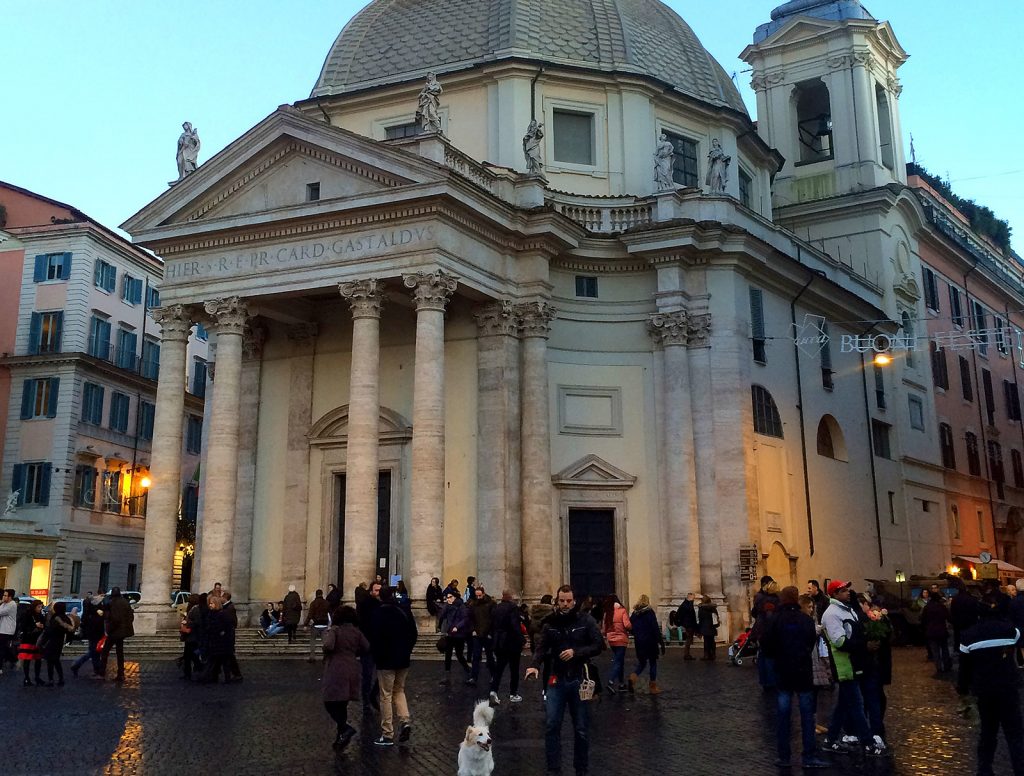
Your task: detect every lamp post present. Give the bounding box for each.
[895,569,906,605]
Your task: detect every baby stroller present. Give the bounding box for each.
[728,628,757,666]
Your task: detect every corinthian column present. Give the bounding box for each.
[137,304,192,633]
[649,311,699,601]
[339,279,385,600]
[517,301,556,599]
[196,297,249,591]
[403,270,458,599]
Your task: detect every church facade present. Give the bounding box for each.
[124,0,954,631]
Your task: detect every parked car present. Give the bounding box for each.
[102,590,142,610]
[170,591,191,615]
[48,597,85,640]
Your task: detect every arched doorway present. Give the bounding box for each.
[765,541,796,586]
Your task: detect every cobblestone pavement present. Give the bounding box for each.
[1,647,1019,775]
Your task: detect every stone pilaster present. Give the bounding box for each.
[282,322,318,592]
[517,300,556,599]
[196,296,248,592]
[136,304,192,633]
[230,321,266,619]
[403,270,458,599]
[339,280,385,600]
[649,311,699,602]
[474,300,522,594]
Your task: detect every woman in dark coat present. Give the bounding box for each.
[199,598,236,684]
[921,594,952,674]
[18,600,45,686]
[697,596,721,660]
[71,595,105,677]
[438,590,471,675]
[425,577,444,628]
[181,594,203,680]
[628,594,666,694]
[41,601,77,685]
[322,605,369,749]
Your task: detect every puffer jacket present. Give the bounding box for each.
[440,599,471,638]
[603,603,631,647]
[822,598,866,682]
[532,607,604,681]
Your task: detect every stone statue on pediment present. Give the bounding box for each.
[523,120,544,174]
[654,133,675,191]
[3,490,19,516]
[416,73,443,135]
[170,121,201,186]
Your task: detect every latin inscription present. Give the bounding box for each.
[165,225,435,281]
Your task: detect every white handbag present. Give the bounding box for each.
[578,663,596,701]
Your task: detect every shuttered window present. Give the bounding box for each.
[32,252,71,282]
[20,377,59,419]
[750,288,766,364]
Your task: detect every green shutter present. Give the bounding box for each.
[33,255,47,282]
[20,379,35,419]
[46,377,59,418]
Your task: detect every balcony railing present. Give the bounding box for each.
[81,342,159,380]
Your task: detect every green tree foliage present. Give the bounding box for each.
[907,163,1012,253]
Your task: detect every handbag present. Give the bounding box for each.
[435,635,448,654]
[578,663,596,701]
[97,635,108,653]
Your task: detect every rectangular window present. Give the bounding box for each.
[11,462,52,506]
[959,356,973,401]
[306,182,321,202]
[32,252,72,282]
[983,369,995,426]
[951,505,961,540]
[70,561,82,595]
[146,286,161,309]
[923,268,939,312]
[949,285,963,327]
[888,491,898,525]
[109,392,130,433]
[93,259,116,293]
[739,169,752,208]
[191,358,207,398]
[116,328,137,371]
[1013,449,1024,488]
[995,315,1008,354]
[186,415,203,454]
[874,364,886,409]
[552,110,595,166]
[931,342,948,389]
[574,276,598,298]
[939,424,956,469]
[73,465,97,507]
[103,470,122,512]
[87,315,112,360]
[141,339,160,380]
[194,323,208,341]
[967,433,981,475]
[126,564,137,591]
[972,301,989,356]
[139,401,156,440]
[28,311,63,354]
[908,395,924,430]
[20,377,59,419]
[1005,380,1022,421]
[81,382,104,425]
[120,274,143,305]
[820,322,834,390]
[98,562,110,594]
[384,122,420,140]
[663,131,699,188]
[871,420,892,459]
[988,441,1005,501]
[978,510,986,543]
[182,483,200,522]
[750,288,766,364]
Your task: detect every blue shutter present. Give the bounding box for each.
[33,255,47,282]
[60,252,72,280]
[20,379,35,419]
[52,312,63,351]
[28,312,41,355]
[11,464,25,504]
[46,378,59,418]
[106,265,116,293]
[100,319,111,359]
[93,261,101,287]
[39,463,52,506]
[131,277,143,305]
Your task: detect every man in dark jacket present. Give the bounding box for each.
[305,588,331,662]
[761,586,829,769]
[325,583,342,611]
[101,588,134,682]
[357,581,382,713]
[675,592,698,661]
[921,593,952,674]
[467,585,496,686]
[369,586,418,747]
[526,584,604,776]
[489,590,526,704]
[282,585,302,644]
[806,580,828,623]
[70,593,105,677]
[1009,581,1024,668]
[957,592,1024,776]
[950,583,980,656]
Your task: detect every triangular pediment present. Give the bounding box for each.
[759,17,838,47]
[121,106,447,236]
[552,454,637,490]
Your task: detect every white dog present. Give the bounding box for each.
[457,699,495,776]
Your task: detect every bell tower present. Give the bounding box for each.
[741,0,909,209]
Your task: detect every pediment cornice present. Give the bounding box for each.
[552,454,637,490]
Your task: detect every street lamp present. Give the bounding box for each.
[873,352,893,366]
[895,569,906,604]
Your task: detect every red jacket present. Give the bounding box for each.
[603,603,631,647]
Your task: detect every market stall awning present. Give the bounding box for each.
[953,555,1024,575]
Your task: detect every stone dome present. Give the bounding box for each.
[311,0,747,114]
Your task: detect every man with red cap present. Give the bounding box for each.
[820,580,883,756]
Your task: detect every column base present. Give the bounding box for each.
[134,602,180,635]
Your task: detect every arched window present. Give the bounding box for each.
[816,415,848,460]
[752,385,783,438]
[794,79,833,163]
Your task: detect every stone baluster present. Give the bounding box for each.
[196,297,249,591]
[338,280,385,600]
[403,270,458,600]
[136,304,192,633]
[517,301,556,599]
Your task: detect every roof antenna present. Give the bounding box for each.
[909,132,916,165]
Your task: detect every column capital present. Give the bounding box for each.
[688,313,712,348]
[648,311,688,347]
[403,269,458,312]
[286,321,319,345]
[151,304,192,341]
[474,300,518,338]
[516,301,556,338]
[339,278,385,319]
[242,321,268,360]
[204,297,249,336]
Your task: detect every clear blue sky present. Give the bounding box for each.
[3,1,1020,250]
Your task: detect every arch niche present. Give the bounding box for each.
[308,404,412,594]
